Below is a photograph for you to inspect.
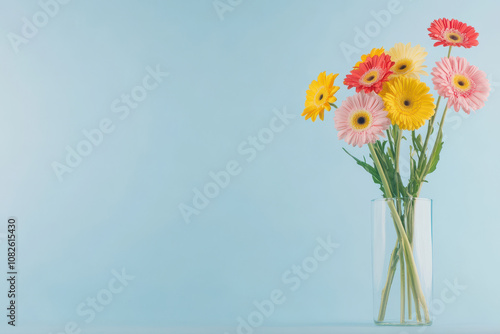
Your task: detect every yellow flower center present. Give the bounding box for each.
[452,74,471,92]
[391,59,413,76]
[349,110,372,131]
[444,30,464,44]
[315,87,327,105]
[360,69,380,86]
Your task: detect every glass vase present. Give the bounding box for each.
[372,197,433,326]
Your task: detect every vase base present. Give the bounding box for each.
[374,320,432,327]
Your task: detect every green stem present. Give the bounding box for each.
[417,105,449,195]
[368,143,431,323]
[399,245,405,323]
[393,127,405,323]
[372,143,403,323]
[406,199,422,321]
[394,127,402,200]
[416,45,451,178]
[391,203,429,323]
[409,268,423,321]
[431,105,448,164]
[377,241,400,322]
[418,95,441,170]
[394,127,403,217]
[407,260,412,319]
[395,127,402,174]
[386,130,395,160]
[405,200,417,320]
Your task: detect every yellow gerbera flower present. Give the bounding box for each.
[302,72,340,122]
[380,77,435,131]
[354,47,385,69]
[387,42,428,79]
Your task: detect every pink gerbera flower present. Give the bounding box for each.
[334,92,391,147]
[432,57,490,114]
[428,18,479,48]
[344,54,394,94]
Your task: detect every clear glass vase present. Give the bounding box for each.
[372,197,433,326]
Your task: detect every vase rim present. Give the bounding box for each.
[371,197,432,202]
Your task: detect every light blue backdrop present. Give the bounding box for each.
[0,0,498,333]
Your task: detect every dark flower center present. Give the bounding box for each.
[449,34,459,41]
[404,100,411,107]
[399,64,407,70]
[357,116,366,125]
[458,80,465,86]
[367,75,375,81]
[319,94,323,100]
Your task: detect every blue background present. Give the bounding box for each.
[0,0,498,333]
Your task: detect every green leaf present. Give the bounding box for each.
[428,140,444,174]
[342,148,380,181]
[411,131,423,152]
[418,155,427,175]
[372,141,400,197]
[343,147,387,196]
[380,140,388,152]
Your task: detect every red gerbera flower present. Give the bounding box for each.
[344,54,394,94]
[428,18,479,48]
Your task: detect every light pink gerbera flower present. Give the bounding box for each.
[432,56,490,114]
[334,92,391,147]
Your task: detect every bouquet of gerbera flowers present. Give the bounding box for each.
[302,18,489,325]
